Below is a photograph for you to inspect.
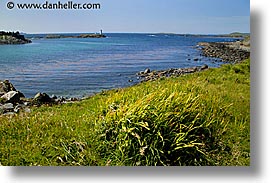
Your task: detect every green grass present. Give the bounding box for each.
[0,59,250,166]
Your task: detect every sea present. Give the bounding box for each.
[0,33,239,98]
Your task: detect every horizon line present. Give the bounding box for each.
[20,31,250,35]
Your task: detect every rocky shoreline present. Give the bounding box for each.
[198,40,250,63]
[136,38,250,82]
[136,65,209,82]
[0,80,80,115]
[1,38,250,115]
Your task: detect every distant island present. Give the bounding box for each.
[0,30,107,43]
[32,30,107,39]
[177,32,250,38]
[0,31,32,45]
[44,33,106,39]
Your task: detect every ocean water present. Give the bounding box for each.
[0,33,238,98]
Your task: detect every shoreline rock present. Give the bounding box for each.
[0,80,81,115]
[137,65,209,82]
[0,80,30,115]
[198,41,250,63]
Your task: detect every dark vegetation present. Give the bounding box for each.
[0,31,31,44]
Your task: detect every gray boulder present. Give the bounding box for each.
[200,64,209,70]
[14,104,31,113]
[144,68,151,74]
[0,80,17,96]
[0,103,14,114]
[33,92,53,104]
[0,91,22,104]
[3,112,16,116]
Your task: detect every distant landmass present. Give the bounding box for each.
[0,31,107,44]
[0,31,32,45]
[44,33,106,39]
[226,32,250,37]
[1,31,249,44]
[27,31,107,39]
[177,32,250,38]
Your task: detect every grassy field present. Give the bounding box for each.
[0,59,250,166]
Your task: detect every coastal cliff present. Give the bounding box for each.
[0,31,32,44]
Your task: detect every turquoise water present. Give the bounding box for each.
[0,33,237,98]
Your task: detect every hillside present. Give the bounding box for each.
[0,59,250,166]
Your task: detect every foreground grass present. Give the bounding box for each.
[0,59,250,166]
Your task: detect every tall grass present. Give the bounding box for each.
[97,87,227,165]
[0,59,250,166]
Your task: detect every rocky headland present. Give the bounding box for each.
[198,38,250,63]
[0,31,32,45]
[0,80,79,115]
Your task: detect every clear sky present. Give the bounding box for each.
[0,0,250,34]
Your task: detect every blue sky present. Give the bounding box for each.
[0,0,250,34]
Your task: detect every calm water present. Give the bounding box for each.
[0,33,237,98]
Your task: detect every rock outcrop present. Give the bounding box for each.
[0,80,80,115]
[137,65,209,82]
[33,92,53,105]
[198,41,250,63]
[0,31,31,44]
[1,91,23,104]
[0,80,30,115]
